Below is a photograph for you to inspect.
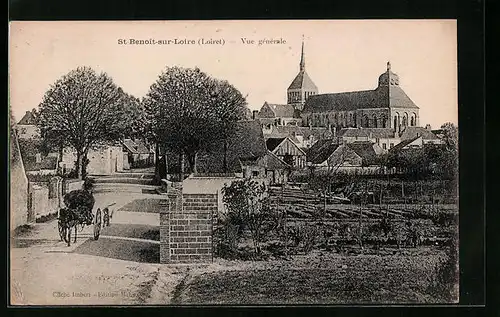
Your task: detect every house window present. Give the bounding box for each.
[252,171,259,177]
[20,127,27,134]
[390,143,394,148]
[382,143,387,150]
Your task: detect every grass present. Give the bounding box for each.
[176,250,448,304]
[118,199,166,213]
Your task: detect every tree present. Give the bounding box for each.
[143,67,246,180]
[36,67,142,179]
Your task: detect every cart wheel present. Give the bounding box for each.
[94,208,102,240]
[103,208,110,227]
[66,226,71,246]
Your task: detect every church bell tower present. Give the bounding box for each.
[287,36,319,111]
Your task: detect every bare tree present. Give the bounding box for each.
[36,67,142,179]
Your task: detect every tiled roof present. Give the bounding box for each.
[265,138,286,152]
[196,120,268,173]
[389,136,420,153]
[288,70,318,90]
[262,103,296,118]
[122,139,151,154]
[262,151,291,170]
[400,127,439,140]
[302,86,418,113]
[306,139,340,164]
[337,128,397,139]
[347,141,381,165]
[18,111,36,125]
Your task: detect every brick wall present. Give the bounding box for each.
[160,190,216,264]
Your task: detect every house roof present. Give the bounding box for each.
[306,139,341,164]
[400,127,439,140]
[337,128,397,139]
[288,70,318,90]
[196,120,268,173]
[122,139,151,154]
[262,151,291,170]
[346,141,381,165]
[389,136,421,152]
[302,85,418,113]
[265,138,286,152]
[18,111,36,125]
[260,103,297,118]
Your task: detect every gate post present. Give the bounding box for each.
[159,186,215,264]
[160,188,182,264]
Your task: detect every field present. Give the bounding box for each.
[173,248,454,304]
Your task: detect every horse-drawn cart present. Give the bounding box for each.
[58,205,102,246]
[57,188,115,246]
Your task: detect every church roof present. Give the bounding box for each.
[302,62,418,113]
[18,111,36,125]
[302,85,418,113]
[288,70,318,90]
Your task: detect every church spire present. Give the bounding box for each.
[300,35,305,71]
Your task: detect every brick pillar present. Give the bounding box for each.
[160,189,216,264]
[159,189,182,264]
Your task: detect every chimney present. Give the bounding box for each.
[35,153,42,163]
[425,124,432,131]
[252,110,259,120]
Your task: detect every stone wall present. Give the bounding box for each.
[10,129,29,230]
[63,179,84,194]
[160,190,216,264]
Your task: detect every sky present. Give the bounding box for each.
[9,20,457,129]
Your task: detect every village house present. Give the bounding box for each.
[306,139,386,174]
[195,120,291,185]
[14,126,66,225]
[265,137,306,168]
[16,110,40,140]
[256,102,302,134]
[263,125,333,149]
[336,125,442,150]
[122,138,155,169]
[60,143,124,176]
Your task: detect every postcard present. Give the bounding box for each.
[9,20,458,305]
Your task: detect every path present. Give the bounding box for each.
[10,168,172,305]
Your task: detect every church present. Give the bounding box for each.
[257,39,421,134]
[300,61,420,132]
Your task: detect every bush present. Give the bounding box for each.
[83,177,96,191]
[213,215,241,259]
